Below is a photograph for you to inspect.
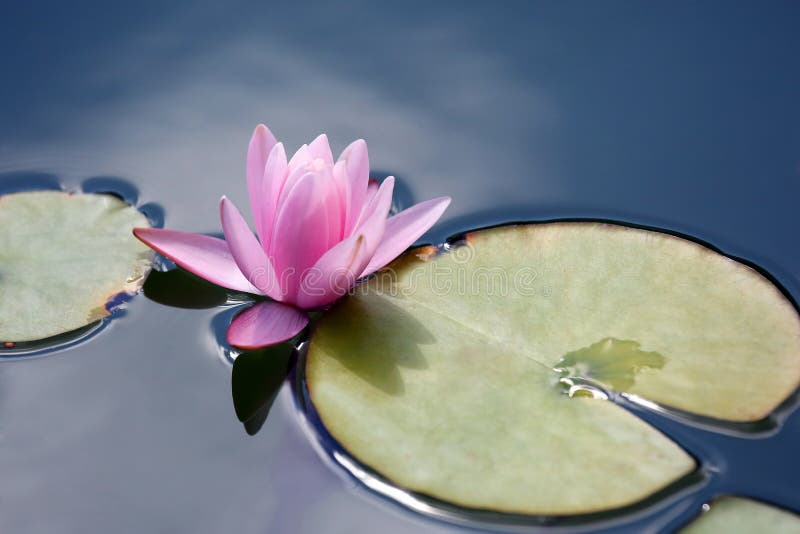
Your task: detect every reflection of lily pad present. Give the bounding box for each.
[0,191,153,342]
[306,222,800,516]
[680,497,800,533]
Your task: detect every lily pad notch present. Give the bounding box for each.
[303,221,800,519]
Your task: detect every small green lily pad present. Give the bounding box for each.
[680,497,800,533]
[306,222,800,516]
[0,191,153,343]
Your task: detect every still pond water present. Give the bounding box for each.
[1,2,799,533]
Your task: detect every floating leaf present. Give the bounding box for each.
[305,222,800,516]
[680,497,800,533]
[0,191,153,342]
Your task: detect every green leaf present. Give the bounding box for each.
[305,222,800,515]
[680,497,800,533]
[0,191,153,342]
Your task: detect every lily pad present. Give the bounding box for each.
[305,222,800,516]
[680,497,800,533]
[0,191,153,343]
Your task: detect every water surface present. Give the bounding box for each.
[1,2,799,533]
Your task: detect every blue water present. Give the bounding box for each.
[1,2,799,533]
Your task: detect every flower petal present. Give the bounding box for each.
[338,139,369,235]
[296,178,394,309]
[288,144,312,173]
[226,301,309,349]
[352,176,394,232]
[133,228,258,294]
[364,178,379,206]
[308,133,334,166]
[276,158,312,208]
[318,165,343,249]
[361,196,451,277]
[269,172,332,303]
[247,124,278,241]
[257,142,288,251]
[356,176,394,248]
[220,196,281,300]
[353,176,393,257]
[296,234,365,309]
[333,160,351,235]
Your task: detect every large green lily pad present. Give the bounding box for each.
[0,191,153,343]
[306,222,800,515]
[680,497,800,533]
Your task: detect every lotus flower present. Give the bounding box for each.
[134,124,450,349]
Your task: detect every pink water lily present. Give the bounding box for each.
[134,124,450,349]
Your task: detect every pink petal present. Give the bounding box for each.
[133,228,258,294]
[353,176,394,252]
[332,160,351,235]
[246,124,278,241]
[361,197,451,277]
[338,139,369,235]
[288,144,312,172]
[295,234,365,309]
[257,142,288,251]
[276,159,312,208]
[219,196,282,300]
[308,133,334,165]
[296,178,394,309]
[364,179,379,206]
[269,172,332,303]
[226,301,309,349]
[352,176,394,231]
[318,165,344,249]
[277,161,341,251]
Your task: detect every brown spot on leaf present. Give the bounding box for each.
[414,245,439,262]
